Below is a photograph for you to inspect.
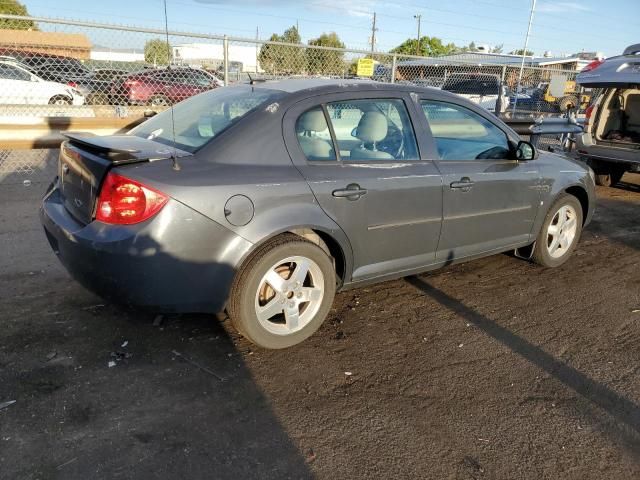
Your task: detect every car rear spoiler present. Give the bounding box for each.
[62,132,191,164]
[623,44,640,56]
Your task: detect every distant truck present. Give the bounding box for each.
[441,73,508,114]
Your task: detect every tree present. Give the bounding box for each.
[258,25,305,74]
[0,0,38,30]
[307,32,345,75]
[491,44,504,54]
[390,36,457,57]
[144,39,172,66]
[510,48,534,56]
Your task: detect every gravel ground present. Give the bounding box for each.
[1,173,639,480]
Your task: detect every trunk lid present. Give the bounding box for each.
[59,133,189,224]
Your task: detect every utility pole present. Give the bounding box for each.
[370,12,377,53]
[512,0,537,114]
[414,14,422,56]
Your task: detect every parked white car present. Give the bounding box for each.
[441,73,508,114]
[0,61,84,105]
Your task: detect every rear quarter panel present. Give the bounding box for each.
[119,103,355,278]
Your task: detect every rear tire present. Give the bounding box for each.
[48,95,72,106]
[594,167,625,187]
[148,94,170,107]
[559,95,579,112]
[227,234,336,349]
[532,194,583,268]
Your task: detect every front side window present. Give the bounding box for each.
[421,101,510,160]
[295,107,336,161]
[130,86,282,153]
[325,98,419,161]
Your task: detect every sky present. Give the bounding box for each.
[17,0,640,57]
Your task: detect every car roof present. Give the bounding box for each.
[576,43,640,88]
[249,78,435,95]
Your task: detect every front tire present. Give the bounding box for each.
[532,194,583,267]
[228,234,336,349]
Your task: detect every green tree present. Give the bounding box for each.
[144,39,172,66]
[258,25,305,74]
[510,48,534,56]
[491,44,504,54]
[307,32,345,75]
[390,36,457,57]
[0,0,38,30]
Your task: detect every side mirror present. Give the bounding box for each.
[516,140,536,161]
[30,74,39,82]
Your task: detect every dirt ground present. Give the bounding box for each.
[1,173,639,480]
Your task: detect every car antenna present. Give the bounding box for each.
[163,0,180,171]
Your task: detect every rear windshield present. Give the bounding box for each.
[442,77,500,95]
[129,86,282,153]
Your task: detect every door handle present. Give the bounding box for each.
[332,183,368,200]
[449,177,475,191]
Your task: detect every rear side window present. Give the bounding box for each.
[0,64,30,81]
[325,98,419,161]
[296,107,336,161]
[130,86,282,153]
[421,101,510,160]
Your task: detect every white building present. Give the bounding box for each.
[172,43,262,72]
[90,47,145,63]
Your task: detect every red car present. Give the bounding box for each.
[110,67,223,106]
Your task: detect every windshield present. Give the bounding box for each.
[442,77,500,95]
[129,86,282,153]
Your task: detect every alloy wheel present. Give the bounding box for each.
[546,204,578,259]
[254,256,324,335]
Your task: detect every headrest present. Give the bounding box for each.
[356,111,388,143]
[298,109,327,132]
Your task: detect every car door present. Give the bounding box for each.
[284,92,443,282]
[418,99,541,261]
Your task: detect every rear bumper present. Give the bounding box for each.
[40,182,253,313]
[576,133,640,166]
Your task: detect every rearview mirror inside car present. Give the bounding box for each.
[516,140,536,161]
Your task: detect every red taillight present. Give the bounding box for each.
[584,104,595,128]
[581,59,604,73]
[67,81,77,88]
[95,172,168,225]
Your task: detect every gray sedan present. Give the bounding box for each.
[41,79,595,349]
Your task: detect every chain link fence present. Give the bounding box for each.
[0,14,589,118]
[0,13,586,185]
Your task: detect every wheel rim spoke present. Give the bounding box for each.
[299,287,322,303]
[284,303,300,330]
[257,296,284,322]
[291,259,310,285]
[264,269,286,293]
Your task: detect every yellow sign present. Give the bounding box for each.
[356,58,375,77]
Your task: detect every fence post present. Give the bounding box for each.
[391,54,397,84]
[223,35,229,86]
[500,65,507,84]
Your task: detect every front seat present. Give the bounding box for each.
[297,109,334,160]
[624,94,640,133]
[350,111,394,160]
